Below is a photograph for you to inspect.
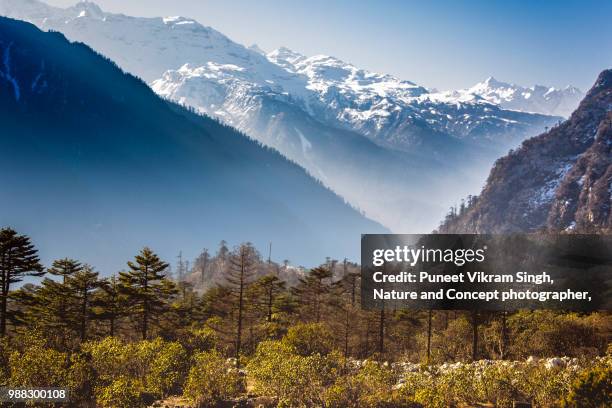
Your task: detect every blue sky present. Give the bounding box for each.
[45,0,612,91]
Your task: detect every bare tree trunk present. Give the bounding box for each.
[0,280,8,337]
[378,307,385,354]
[471,310,478,361]
[109,316,115,337]
[236,252,245,365]
[0,274,8,337]
[143,266,149,340]
[80,292,88,341]
[363,317,370,358]
[500,311,508,359]
[344,308,350,357]
[267,285,273,322]
[427,309,433,364]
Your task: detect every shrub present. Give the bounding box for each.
[83,336,132,382]
[562,364,612,407]
[325,360,419,408]
[95,376,144,408]
[134,338,188,397]
[282,322,333,356]
[247,340,342,407]
[84,337,189,404]
[396,357,610,408]
[0,337,10,384]
[183,350,243,407]
[8,342,68,388]
[508,311,602,359]
[66,352,96,405]
[182,326,218,353]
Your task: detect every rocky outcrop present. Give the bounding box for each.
[439,69,612,234]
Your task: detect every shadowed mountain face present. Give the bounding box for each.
[0,0,562,233]
[439,69,612,234]
[0,16,388,273]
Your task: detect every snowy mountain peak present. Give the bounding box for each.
[482,76,507,87]
[267,46,307,70]
[462,77,584,117]
[71,1,104,19]
[248,43,266,55]
[74,1,102,12]
[162,15,197,26]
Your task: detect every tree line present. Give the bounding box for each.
[1,227,609,364]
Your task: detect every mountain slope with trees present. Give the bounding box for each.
[439,69,612,234]
[0,16,386,272]
[0,0,562,232]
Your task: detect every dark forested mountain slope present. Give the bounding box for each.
[0,17,386,272]
[0,0,563,233]
[439,69,612,234]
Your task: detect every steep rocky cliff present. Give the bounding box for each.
[439,69,611,234]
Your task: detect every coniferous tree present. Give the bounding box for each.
[48,258,83,284]
[6,283,39,331]
[194,248,210,285]
[293,266,332,323]
[253,274,286,323]
[217,240,229,261]
[66,265,100,341]
[40,258,84,342]
[30,278,69,341]
[0,228,44,336]
[94,275,125,337]
[224,243,258,364]
[119,248,171,340]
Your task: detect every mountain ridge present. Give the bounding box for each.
[0,15,387,273]
[438,69,611,234]
[0,0,570,232]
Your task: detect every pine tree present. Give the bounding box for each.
[48,258,83,284]
[293,266,332,323]
[224,243,258,364]
[294,266,331,323]
[194,248,210,285]
[217,240,229,262]
[94,275,125,337]
[119,248,171,340]
[253,274,286,322]
[44,258,84,340]
[66,265,100,341]
[29,278,69,342]
[331,261,361,357]
[0,228,44,336]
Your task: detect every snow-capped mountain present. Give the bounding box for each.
[265,48,560,151]
[0,0,563,233]
[0,16,387,272]
[438,70,611,234]
[441,76,584,118]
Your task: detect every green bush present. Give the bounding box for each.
[8,342,68,388]
[182,326,218,353]
[95,376,145,408]
[134,338,188,397]
[247,340,342,407]
[396,357,608,408]
[66,352,96,405]
[183,349,243,407]
[562,364,612,407]
[282,322,333,357]
[508,311,601,359]
[325,360,419,408]
[84,337,189,404]
[83,336,132,382]
[0,337,10,385]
